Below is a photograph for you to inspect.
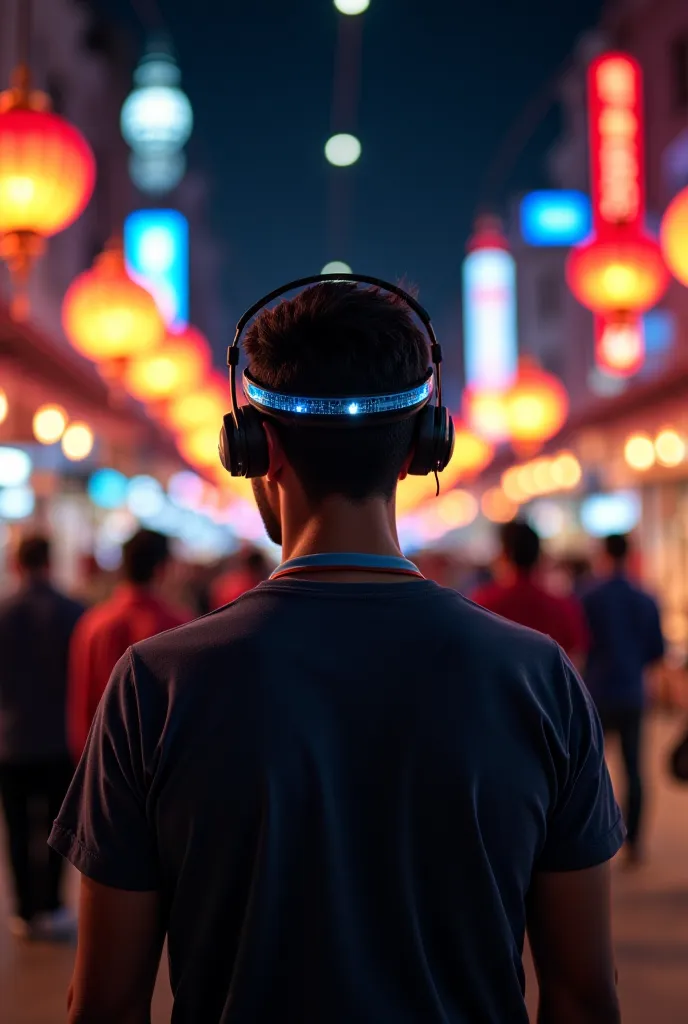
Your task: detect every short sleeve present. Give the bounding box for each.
[537,647,625,873]
[49,649,159,891]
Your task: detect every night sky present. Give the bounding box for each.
[97,0,604,391]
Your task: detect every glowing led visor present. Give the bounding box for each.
[243,370,433,421]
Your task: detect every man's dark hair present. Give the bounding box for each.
[604,533,629,563]
[243,283,430,502]
[122,529,170,585]
[500,520,541,571]
[17,535,50,573]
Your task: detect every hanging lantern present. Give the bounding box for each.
[594,313,645,378]
[566,232,668,315]
[166,376,227,433]
[62,238,165,369]
[123,326,211,404]
[463,386,510,442]
[397,420,493,516]
[660,186,688,287]
[0,61,95,319]
[177,424,221,469]
[504,358,569,448]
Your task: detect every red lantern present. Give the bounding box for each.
[123,326,211,404]
[166,375,228,434]
[566,231,668,314]
[594,313,645,378]
[504,358,569,448]
[660,185,688,287]
[63,239,165,367]
[0,76,95,318]
[463,387,510,442]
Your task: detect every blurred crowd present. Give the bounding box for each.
[0,523,686,941]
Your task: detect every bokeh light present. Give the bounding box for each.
[325,133,361,167]
[624,433,655,471]
[61,422,94,461]
[0,388,8,425]
[127,475,165,518]
[435,489,478,529]
[654,428,685,468]
[481,487,518,523]
[0,447,32,487]
[0,485,35,520]
[88,469,128,510]
[32,404,67,445]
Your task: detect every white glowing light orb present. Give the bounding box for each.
[0,485,35,520]
[325,134,361,167]
[334,0,370,12]
[121,82,193,151]
[128,150,186,195]
[0,447,32,487]
[127,475,165,519]
[61,423,94,462]
[321,261,352,274]
[0,388,8,425]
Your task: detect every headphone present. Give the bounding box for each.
[218,273,455,480]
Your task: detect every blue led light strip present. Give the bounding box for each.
[243,374,433,417]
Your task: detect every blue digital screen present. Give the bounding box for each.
[124,209,189,330]
[520,191,592,247]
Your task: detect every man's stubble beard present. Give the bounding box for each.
[251,477,283,547]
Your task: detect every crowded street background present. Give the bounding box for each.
[0,0,688,1020]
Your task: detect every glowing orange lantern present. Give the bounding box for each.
[660,186,688,287]
[0,70,95,318]
[123,326,211,403]
[166,376,227,434]
[504,358,569,448]
[566,232,668,315]
[463,387,510,442]
[62,239,165,367]
[177,424,221,470]
[594,313,644,377]
[397,420,493,515]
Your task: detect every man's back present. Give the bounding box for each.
[472,575,588,658]
[582,574,664,710]
[53,579,623,1023]
[0,582,83,761]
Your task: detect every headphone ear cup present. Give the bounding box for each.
[407,406,437,476]
[436,408,455,472]
[219,407,270,478]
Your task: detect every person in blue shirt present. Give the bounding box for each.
[50,280,623,1024]
[582,533,665,863]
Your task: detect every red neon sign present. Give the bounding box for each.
[588,53,644,235]
[594,313,645,378]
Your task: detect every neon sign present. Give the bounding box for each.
[588,53,644,234]
[520,191,591,246]
[462,247,518,393]
[124,209,189,330]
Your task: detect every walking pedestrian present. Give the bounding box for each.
[50,280,622,1024]
[210,547,270,609]
[67,529,191,764]
[582,533,665,864]
[472,520,589,667]
[0,535,83,940]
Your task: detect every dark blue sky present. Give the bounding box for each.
[98,0,603,393]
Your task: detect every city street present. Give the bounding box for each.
[1,714,687,1023]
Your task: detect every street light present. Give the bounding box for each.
[325,133,361,167]
[321,261,352,274]
[334,0,370,13]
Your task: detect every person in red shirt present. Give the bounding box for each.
[68,530,191,764]
[210,548,270,609]
[472,521,588,665]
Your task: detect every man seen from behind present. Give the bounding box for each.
[51,283,622,1024]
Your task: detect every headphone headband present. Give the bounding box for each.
[219,274,454,480]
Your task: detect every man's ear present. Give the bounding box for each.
[398,449,415,482]
[263,420,286,483]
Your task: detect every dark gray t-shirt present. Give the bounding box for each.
[50,580,624,1023]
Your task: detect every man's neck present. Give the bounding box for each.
[279,496,412,582]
